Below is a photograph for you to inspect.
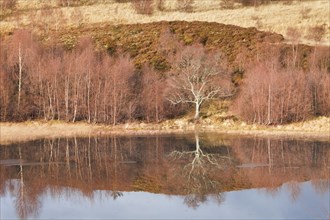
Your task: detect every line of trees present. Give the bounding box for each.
[0,29,236,123]
[0,29,329,124]
[0,29,192,123]
[232,48,330,124]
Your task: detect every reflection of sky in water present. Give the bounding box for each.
[1,181,329,219]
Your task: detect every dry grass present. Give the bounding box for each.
[1,0,329,45]
[1,116,329,145]
[0,120,181,145]
[0,121,97,144]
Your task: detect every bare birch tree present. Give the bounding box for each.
[167,45,233,120]
[7,29,40,116]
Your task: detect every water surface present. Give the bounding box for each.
[1,133,329,219]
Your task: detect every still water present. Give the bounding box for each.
[0,133,329,219]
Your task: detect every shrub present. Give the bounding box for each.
[156,0,165,11]
[234,0,273,7]
[177,0,194,13]
[221,0,235,9]
[57,0,96,7]
[1,0,17,10]
[300,7,312,19]
[306,25,326,43]
[132,0,154,15]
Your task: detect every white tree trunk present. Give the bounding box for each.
[194,102,200,120]
[65,76,69,121]
[267,84,271,124]
[18,43,22,111]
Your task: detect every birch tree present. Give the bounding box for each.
[7,29,40,115]
[167,45,233,121]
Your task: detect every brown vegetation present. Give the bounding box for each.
[53,21,284,69]
[1,0,17,10]
[232,59,330,124]
[0,22,329,125]
[132,0,154,15]
[0,28,193,123]
[229,25,329,125]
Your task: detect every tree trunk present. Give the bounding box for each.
[17,43,22,112]
[267,84,271,124]
[194,102,200,120]
[113,78,117,125]
[65,76,69,121]
[87,70,91,123]
[155,84,159,123]
[195,132,200,153]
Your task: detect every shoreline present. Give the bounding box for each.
[1,117,329,145]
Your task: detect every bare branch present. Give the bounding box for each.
[166,45,233,120]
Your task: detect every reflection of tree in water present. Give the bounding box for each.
[3,137,131,219]
[287,181,301,202]
[168,132,232,208]
[1,135,329,217]
[318,187,330,220]
[184,193,225,209]
[110,191,123,200]
[15,146,41,220]
[311,179,330,195]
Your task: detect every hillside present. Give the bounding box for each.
[54,21,285,69]
[0,0,329,46]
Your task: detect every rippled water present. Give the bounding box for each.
[1,133,329,219]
